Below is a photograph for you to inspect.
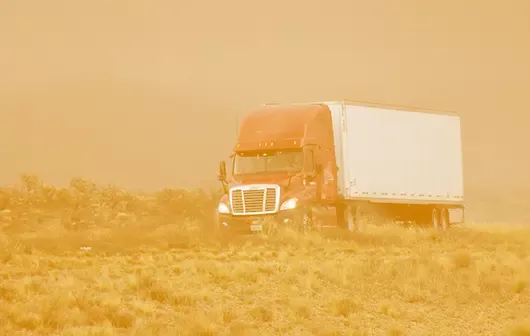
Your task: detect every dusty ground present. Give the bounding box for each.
[2,2,530,335]
[1,217,530,336]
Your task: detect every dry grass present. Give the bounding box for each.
[1,175,530,335]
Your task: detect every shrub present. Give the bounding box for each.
[0,173,224,230]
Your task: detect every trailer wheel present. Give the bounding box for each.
[431,208,441,230]
[440,208,450,230]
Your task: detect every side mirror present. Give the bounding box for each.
[218,160,227,181]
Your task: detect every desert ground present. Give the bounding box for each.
[1,175,529,336]
[2,1,530,336]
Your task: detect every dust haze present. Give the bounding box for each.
[1,0,529,223]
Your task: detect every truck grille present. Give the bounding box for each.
[230,185,280,215]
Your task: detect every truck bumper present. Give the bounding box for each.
[217,209,301,235]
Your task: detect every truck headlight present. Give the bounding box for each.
[280,198,298,211]
[217,202,230,214]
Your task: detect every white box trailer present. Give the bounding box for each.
[322,101,464,230]
[326,101,464,204]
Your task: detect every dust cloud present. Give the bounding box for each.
[1,0,529,223]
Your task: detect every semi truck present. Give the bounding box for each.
[216,100,464,234]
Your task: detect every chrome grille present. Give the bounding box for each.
[230,185,280,215]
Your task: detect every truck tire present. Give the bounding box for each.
[346,205,364,232]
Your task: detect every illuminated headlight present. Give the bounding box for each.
[280,198,298,211]
[217,202,230,214]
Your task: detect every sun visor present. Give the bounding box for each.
[234,138,303,152]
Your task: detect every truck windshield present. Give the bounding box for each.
[233,150,303,175]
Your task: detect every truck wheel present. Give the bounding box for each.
[440,208,450,230]
[346,205,364,232]
[431,208,441,230]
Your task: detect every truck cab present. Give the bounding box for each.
[216,103,338,234]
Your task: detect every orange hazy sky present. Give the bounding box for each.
[1,0,529,221]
